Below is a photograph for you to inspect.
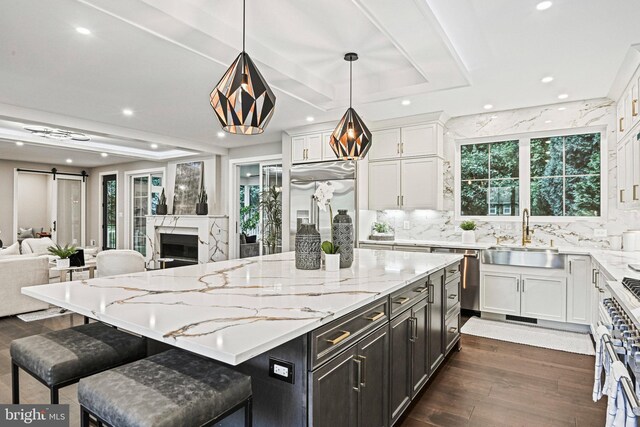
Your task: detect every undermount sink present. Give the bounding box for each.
[481,246,565,269]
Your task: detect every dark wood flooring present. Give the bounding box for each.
[0,314,605,427]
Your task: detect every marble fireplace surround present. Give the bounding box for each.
[145,215,229,267]
[366,98,640,249]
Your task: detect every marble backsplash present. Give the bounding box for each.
[365,97,640,249]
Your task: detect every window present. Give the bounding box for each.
[460,140,519,216]
[130,172,164,255]
[530,133,601,216]
[457,131,603,219]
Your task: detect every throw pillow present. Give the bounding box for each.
[18,227,34,240]
[0,242,20,256]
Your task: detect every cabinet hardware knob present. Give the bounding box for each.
[326,330,350,345]
[364,311,384,321]
[394,296,410,305]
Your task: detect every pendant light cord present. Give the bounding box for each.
[242,0,246,53]
[349,60,353,109]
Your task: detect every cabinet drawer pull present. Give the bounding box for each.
[408,317,417,342]
[620,117,625,132]
[364,311,384,321]
[634,185,639,201]
[448,327,458,334]
[428,283,435,304]
[621,189,626,203]
[326,330,350,345]
[634,99,638,117]
[359,355,367,387]
[397,195,400,206]
[393,296,410,305]
[448,269,458,275]
[448,294,457,300]
[413,286,428,294]
[353,358,362,392]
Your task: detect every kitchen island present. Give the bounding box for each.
[23,248,463,426]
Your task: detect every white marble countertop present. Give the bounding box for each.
[22,249,462,366]
[360,239,493,250]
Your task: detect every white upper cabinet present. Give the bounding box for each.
[401,124,442,158]
[306,134,322,162]
[368,128,401,161]
[400,158,443,210]
[369,160,401,210]
[632,81,639,126]
[291,132,335,164]
[292,136,307,164]
[322,132,335,161]
[617,141,627,208]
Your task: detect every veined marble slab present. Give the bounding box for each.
[360,239,493,250]
[23,249,462,365]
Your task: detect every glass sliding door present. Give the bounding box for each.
[102,174,117,250]
[130,172,163,256]
[55,177,84,246]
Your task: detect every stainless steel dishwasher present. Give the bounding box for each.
[431,247,480,313]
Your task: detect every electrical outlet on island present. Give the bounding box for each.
[403,221,410,230]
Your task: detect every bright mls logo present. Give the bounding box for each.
[1,405,69,426]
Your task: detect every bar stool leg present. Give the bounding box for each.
[245,397,252,427]
[50,387,59,404]
[11,360,19,404]
[80,407,90,427]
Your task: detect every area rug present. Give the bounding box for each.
[17,307,70,322]
[460,316,595,355]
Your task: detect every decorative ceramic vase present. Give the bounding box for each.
[324,253,340,272]
[461,230,476,244]
[295,224,321,270]
[196,203,208,215]
[332,210,354,268]
[56,258,70,269]
[156,204,168,215]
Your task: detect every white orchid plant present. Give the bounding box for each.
[313,182,339,255]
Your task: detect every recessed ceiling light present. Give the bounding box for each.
[122,108,133,116]
[217,131,225,138]
[100,152,108,157]
[15,141,24,146]
[558,93,569,100]
[66,158,73,164]
[536,1,552,11]
[306,116,315,122]
[490,115,498,119]
[150,143,158,149]
[541,76,554,83]
[401,99,411,106]
[483,104,493,110]
[545,120,552,124]
[558,107,566,111]
[75,27,91,35]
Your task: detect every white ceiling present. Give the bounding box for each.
[0,0,639,167]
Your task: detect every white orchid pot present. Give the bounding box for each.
[324,254,340,272]
[461,230,476,244]
[56,258,70,269]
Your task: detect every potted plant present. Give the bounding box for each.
[259,186,282,255]
[47,244,77,269]
[240,205,259,243]
[369,221,394,241]
[196,187,208,215]
[313,182,340,271]
[460,220,477,244]
[157,188,168,215]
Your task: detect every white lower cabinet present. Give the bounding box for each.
[480,272,520,315]
[520,275,566,322]
[481,268,567,322]
[567,256,592,325]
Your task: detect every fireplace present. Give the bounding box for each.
[160,233,198,267]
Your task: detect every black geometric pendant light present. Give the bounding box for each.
[330,53,372,160]
[210,0,276,135]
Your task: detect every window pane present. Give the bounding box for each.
[461,144,489,180]
[461,180,488,216]
[566,176,600,216]
[565,133,600,176]
[490,141,519,178]
[531,177,563,216]
[531,137,563,177]
[489,179,519,216]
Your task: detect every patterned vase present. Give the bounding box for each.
[295,224,321,270]
[332,210,354,268]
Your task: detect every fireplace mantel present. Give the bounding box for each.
[145,215,229,268]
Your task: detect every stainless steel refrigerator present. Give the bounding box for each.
[289,160,357,248]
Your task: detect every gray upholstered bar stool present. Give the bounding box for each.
[78,349,253,427]
[11,322,147,404]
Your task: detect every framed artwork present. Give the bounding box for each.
[172,161,204,215]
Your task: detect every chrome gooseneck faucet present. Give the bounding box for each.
[522,208,533,246]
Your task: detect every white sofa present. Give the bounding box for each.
[0,255,50,317]
[21,237,55,255]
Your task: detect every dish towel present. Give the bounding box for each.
[606,361,637,427]
[595,325,614,401]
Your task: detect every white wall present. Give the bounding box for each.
[16,172,49,233]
